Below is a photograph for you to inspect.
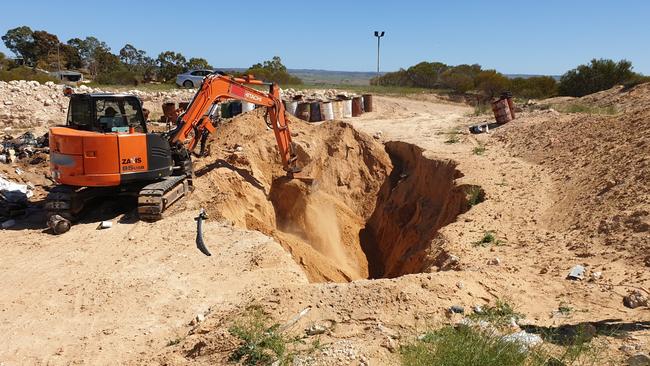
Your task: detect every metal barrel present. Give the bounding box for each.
[320,101,334,121]
[295,101,311,121]
[284,100,298,116]
[332,100,344,119]
[309,101,322,122]
[221,102,232,118]
[343,99,352,118]
[351,96,363,117]
[362,94,373,112]
[178,101,190,111]
[161,102,176,122]
[491,99,513,124]
[242,101,255,113]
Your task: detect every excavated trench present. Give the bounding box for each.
[193,114,482,283]
[265,141,482,282]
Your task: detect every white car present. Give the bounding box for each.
[176,69,213,88]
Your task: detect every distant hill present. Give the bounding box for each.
[215,67,560,85]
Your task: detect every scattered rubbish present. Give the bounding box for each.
[623,290,648,309]
[566,265,585,280]
[469,122,501,134]
[589,271,602,281]
[487,257,501,265]
[305,324,329,336]
[97,221,113,230]
[195,208,211,256]
[501,330,543,350]
[449,305,465,314]
[279,307,311,333]
[1,131,49,163]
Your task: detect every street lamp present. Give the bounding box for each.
[374,31,385,75]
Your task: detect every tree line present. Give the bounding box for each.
[371,59,649,98]
[1,26,301,85]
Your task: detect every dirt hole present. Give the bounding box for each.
[191,112,483,282]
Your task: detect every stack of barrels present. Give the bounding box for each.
[285,94,374,122]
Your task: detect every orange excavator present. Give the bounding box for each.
[46,73,301,234]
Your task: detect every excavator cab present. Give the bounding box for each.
[66,94,148,134]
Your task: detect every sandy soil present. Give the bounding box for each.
[0,87,648,365]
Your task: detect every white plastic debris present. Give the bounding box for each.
[567,265,586,280]
[97,221,113,229]
[0,176,33,201]
[502,330,543,350]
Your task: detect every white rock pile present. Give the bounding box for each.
[0,80,197,132]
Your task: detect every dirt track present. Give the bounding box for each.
[1,91,648,365]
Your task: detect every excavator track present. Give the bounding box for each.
[45,185,79,234]
[137,175,190,221]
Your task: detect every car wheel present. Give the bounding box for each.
[183,80,194,88]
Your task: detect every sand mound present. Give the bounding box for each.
[495,95,650,260]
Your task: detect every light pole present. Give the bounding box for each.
[374,31,385,75]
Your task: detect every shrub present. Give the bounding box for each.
[229,305,294,365]
[94,69,142,85]
[510,76,558,99]
[0,66,57,83]
[475,70,510,98]
[401,326,531,366]
[558,58,638,97]
[245,56,302,85]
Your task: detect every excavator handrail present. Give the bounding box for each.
[168,74,300,174]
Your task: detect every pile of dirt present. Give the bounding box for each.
[188,109,477,282]
[495,89,650,260]
[575,82,650,113]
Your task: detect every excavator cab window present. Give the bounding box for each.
[67,95,147,133]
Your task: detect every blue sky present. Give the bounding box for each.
[1,0,648,75]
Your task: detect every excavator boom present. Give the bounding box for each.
[170,74,300,174]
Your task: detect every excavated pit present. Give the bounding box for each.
[190,111,482,282]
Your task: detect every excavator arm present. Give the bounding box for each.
[169,74,300,174]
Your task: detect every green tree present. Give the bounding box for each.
[186,57,212,71]
[475,70,510,98]
[407,61,448,88]
[59,43,82,69]
[245,56,302,84]
[31,30,60,69]
[510,76,557,99]
[559,58,637,97]
[119,44,146,69]
[1,26,35,63]
[157,51,187,82]
[67,36,110,74]
[440,68,475,93]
